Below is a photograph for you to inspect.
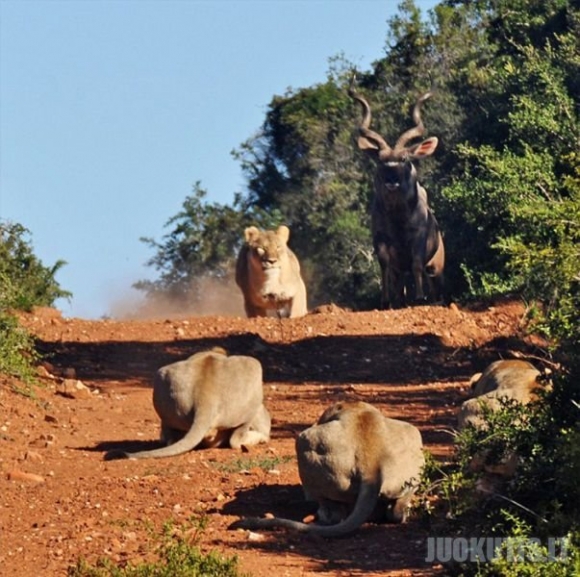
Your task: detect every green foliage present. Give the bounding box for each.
[439,18,578,297]
[414,449,478,522]
[496,188,580,351]
[0,221,70,311]
[234,67,380,308]
[0,312,38,384]
[0,220,69,383]
[68,517,248,577]
[478,520,580,577]
[419,386,580,575]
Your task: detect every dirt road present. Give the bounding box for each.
[1,300,541,576]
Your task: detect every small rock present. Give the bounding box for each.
[40,361,56,373]
[29,433,57,448]
[247,531,265,542]
[24,450,44,463]
[7,469,45,483]
[441,330,452,342]
[37,365,56,380]
[57,379,92,399]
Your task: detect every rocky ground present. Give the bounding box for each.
[0,300,548,576]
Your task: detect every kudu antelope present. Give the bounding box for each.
[349,81,445,308]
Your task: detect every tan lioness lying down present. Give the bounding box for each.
[458,359,549,430]
[105,349,271,460]
[458,359,551,478]
[231,401,425,537]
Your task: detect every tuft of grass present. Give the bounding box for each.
[211,454,293,473]
[68,517,250,577]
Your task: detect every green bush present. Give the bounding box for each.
[0,312,38,384]
[420,389,580,575]
[0,221,70,311]
[475,517,580,577]
[0,220,70,383]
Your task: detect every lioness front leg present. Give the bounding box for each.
[243,300,268,318]
[384,492,413,523]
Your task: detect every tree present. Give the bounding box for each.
[439,0,579,334]
[425,1,580,559]
[139,2,461,311]
[233,62,380,309]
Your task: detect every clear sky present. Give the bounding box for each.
[0,0,438,319]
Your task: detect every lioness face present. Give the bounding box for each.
[245,226,290,278]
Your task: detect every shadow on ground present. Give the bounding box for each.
[35,332,540,389]
[223,483,436,574]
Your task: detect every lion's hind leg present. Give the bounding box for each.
[229,405,271,449]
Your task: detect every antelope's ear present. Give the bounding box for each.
[244,226,260,243]
[408,136,438,159]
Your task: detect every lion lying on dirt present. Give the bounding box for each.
[458,359,549,431]
[231,401,425,537]
[105,348,270,460]
[235,225,307,318]
[458,359,551,478]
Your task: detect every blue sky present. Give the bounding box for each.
[1,0,438,318]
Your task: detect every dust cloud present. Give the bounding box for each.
[109,277,245,320]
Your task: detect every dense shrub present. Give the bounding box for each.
[0,220,70,382]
